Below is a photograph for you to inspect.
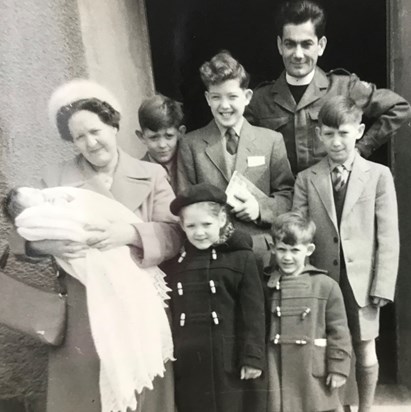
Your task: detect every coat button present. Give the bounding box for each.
[333,259,338,266]
[333,237,338,243]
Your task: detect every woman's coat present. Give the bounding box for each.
[40,149,182,412]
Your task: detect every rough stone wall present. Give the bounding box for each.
[0,0,154,401]
[78,0,155,157]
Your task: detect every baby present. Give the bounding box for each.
[4,186,174,412]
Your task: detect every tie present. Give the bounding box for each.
[225,128,238,155]
[332,165,348,192]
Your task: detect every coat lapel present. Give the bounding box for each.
[58,156,114,198]
[271,72,296,113]
[235,119,257,175]
[342,154,370,220]
[310,158,338,232]
[204,121,230,182]
[110,149,153,212]
[296,68,329,111]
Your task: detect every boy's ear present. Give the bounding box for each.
[306,243,316,256]
[318,36,327,56]
[315,126,322,140]
[178,125,186,136]
[135,129,144,140]
[244,89,253,105]
[357,123,366,140]
[205,91,211,106]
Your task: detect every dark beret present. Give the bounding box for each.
[170,183,227,215]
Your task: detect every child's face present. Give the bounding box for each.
[138,126,185,165]
[180,203,226,250]
[17,187,46,208]
[317,122,365,164]
[205,79,253,129]
[277,20,327,79]
[274,241,315,277]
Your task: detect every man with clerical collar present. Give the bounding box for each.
[137,94,186,192]
[245,0,411,175]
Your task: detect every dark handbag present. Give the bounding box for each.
[0,245,66,346]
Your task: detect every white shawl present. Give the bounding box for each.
[15,187,174,412]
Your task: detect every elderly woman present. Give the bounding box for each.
[16,80,182,412]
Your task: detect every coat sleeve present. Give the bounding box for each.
[369,167,399,301]
[238,252,266,370]
[292,172,309,216]
[325,281,352,377]
[136,167,184,267]
[176,136,197,194]
[348,74,411,158]
[258,133,294,226]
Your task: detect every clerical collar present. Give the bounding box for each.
[286,69,315,86]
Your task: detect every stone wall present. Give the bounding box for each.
[0,0,154,401]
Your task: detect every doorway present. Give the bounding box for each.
[146,0,395,383]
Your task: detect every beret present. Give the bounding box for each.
[170,183,227,215]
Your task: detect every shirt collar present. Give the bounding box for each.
[215,117,244,138]
[147,153,176,176]
[286,69,316,86]
[328,151,357,173]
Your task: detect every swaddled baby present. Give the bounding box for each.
[4,186,174,412]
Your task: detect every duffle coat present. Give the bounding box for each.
[167,230,267,412]
[265,265,351,412]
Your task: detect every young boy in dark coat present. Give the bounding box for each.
[167,183,267,412]
[266,211,351,412]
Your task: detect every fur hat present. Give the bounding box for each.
[47,79,121,127]
[170,183,227,215]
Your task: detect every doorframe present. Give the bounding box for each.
[387,0,411,388]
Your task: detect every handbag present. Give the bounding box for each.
[0,245,66,346]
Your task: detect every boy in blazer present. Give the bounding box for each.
[293,96,399,412]
[177,51,294,268]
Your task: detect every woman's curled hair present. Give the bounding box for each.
[56,98,121,142]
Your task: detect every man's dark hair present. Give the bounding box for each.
[275,0,327,38]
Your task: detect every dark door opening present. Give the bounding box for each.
[146,0,396,383]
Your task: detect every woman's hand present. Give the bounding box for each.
[84,222,140,251]
[29,239,88,259]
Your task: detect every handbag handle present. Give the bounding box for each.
[0,245,10,270]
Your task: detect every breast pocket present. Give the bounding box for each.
[307,109,326,157]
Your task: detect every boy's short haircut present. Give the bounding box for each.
[138,94,184,131]
[199,50,250,89]
[275,0,327,38]
[2,188,23,223]
[319,95,363,128]
[272,210,316,245]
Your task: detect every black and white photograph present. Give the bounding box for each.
[0,0,410,411]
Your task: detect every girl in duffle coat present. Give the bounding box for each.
[167,183,267,412]
[266,211,352,412]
